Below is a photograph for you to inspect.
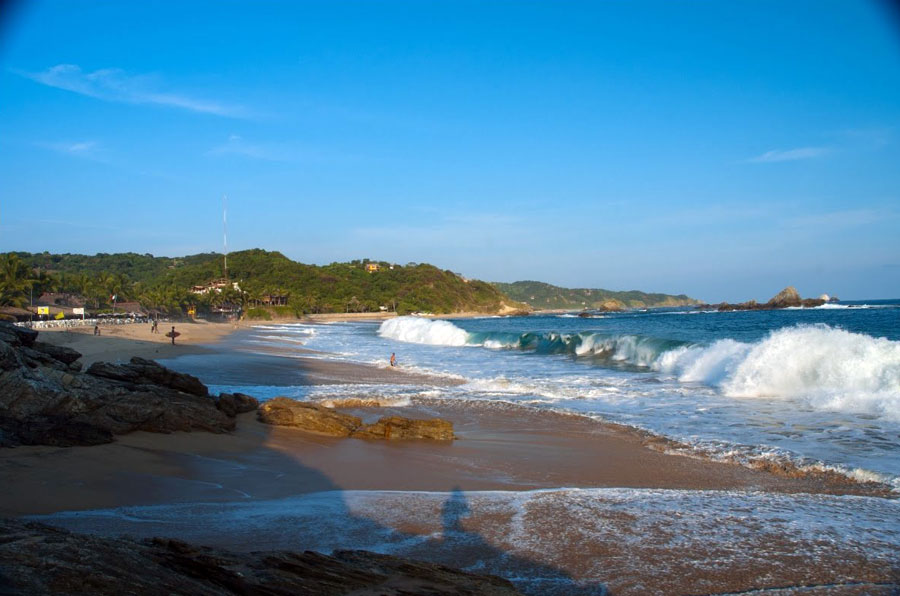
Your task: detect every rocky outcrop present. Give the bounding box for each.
[767,286,802,308]
[214,392,259,417]
[258,398,362,437]
[352,416,455,440]
[701,286,826,312]
[0,322,258,448]
[258,397,455,440]
[0,518,521,595]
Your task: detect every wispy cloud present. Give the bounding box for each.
[20,64,245,117]
[35,139,109,162]
[207,134,365,164]
[745,146,831,163]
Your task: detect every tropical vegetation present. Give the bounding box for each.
[6,249,513,317]
[492,280,700,310]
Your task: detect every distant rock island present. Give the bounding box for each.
[701,286,836,312]
[492,280,701,311]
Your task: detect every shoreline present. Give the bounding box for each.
[34,321,896,499]
[0,394,890,519]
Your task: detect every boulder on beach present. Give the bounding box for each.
[258,396,455,440]
[0,321,257,448]
[0,518,521,595]
[353,416,455,440]
[258,398,362,436]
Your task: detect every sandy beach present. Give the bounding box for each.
[12,321,899,595]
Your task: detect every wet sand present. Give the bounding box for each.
[0,399,887,518]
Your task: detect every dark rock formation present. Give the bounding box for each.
[87,357,209,397]
[215,392,260,417]
[700,286,826,312]
[0,321,257,448]
[0,518,521,595]
[258,397,455,441]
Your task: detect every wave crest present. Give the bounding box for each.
[378,317,469,346]
[654,325,900,419]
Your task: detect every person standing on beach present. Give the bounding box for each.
[390,352,396,367]
[170,326,177,345]
[93,325,100,336]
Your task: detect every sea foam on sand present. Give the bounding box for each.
[34,488,900,596]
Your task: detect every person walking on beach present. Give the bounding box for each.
[169,326,177,345]
[93,325,100,336]
[151,319,158,334]
[390,352,396,367]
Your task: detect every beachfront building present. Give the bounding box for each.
[190,279,242,295]
[247,293,290,307]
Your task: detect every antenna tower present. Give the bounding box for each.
[223,194,228,279]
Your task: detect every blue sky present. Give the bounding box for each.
[1,0,898,302]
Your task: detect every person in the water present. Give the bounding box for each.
[390,352,396,367]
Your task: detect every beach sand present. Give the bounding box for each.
[11,322,899,594]
[37,319,238,366]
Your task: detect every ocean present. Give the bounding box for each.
[201,300,900,491]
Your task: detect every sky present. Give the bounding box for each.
[1,0,899,302]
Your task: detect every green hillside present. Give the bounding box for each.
[492,280,700,310]
[6,250,514,316]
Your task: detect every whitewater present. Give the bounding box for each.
[196,301,900,490]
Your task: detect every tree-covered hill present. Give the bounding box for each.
[492,280,700,310]
[8,250,515,316]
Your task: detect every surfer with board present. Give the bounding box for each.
[166,326,180,345]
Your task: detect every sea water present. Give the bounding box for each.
[198,300,900,490]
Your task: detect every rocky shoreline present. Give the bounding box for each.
[0,321,511,594]
[0,321,257,447]
[0,518,521,595]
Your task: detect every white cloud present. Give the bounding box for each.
[745,146,831,163]
[36,140,106,161]
[21,64,245,117]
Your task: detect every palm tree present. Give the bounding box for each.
[0,254,33,308]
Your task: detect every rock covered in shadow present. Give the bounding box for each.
[87,357,209,397]
[258,397,455,440]
[0,321,259,448]
[0,518,522,595]
[215,392,260,417]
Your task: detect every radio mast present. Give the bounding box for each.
[223,194,228,279]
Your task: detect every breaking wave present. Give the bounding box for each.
[378,317,468,346]
[379,317,686,366]
[380,319,900,419]
[654,325,900,419]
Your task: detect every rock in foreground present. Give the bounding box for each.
[258,397,454,440]
[0,517,521,595]
[0,322,258,448]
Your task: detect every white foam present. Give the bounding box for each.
[654,325,900,420]
[378,317,469,346]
